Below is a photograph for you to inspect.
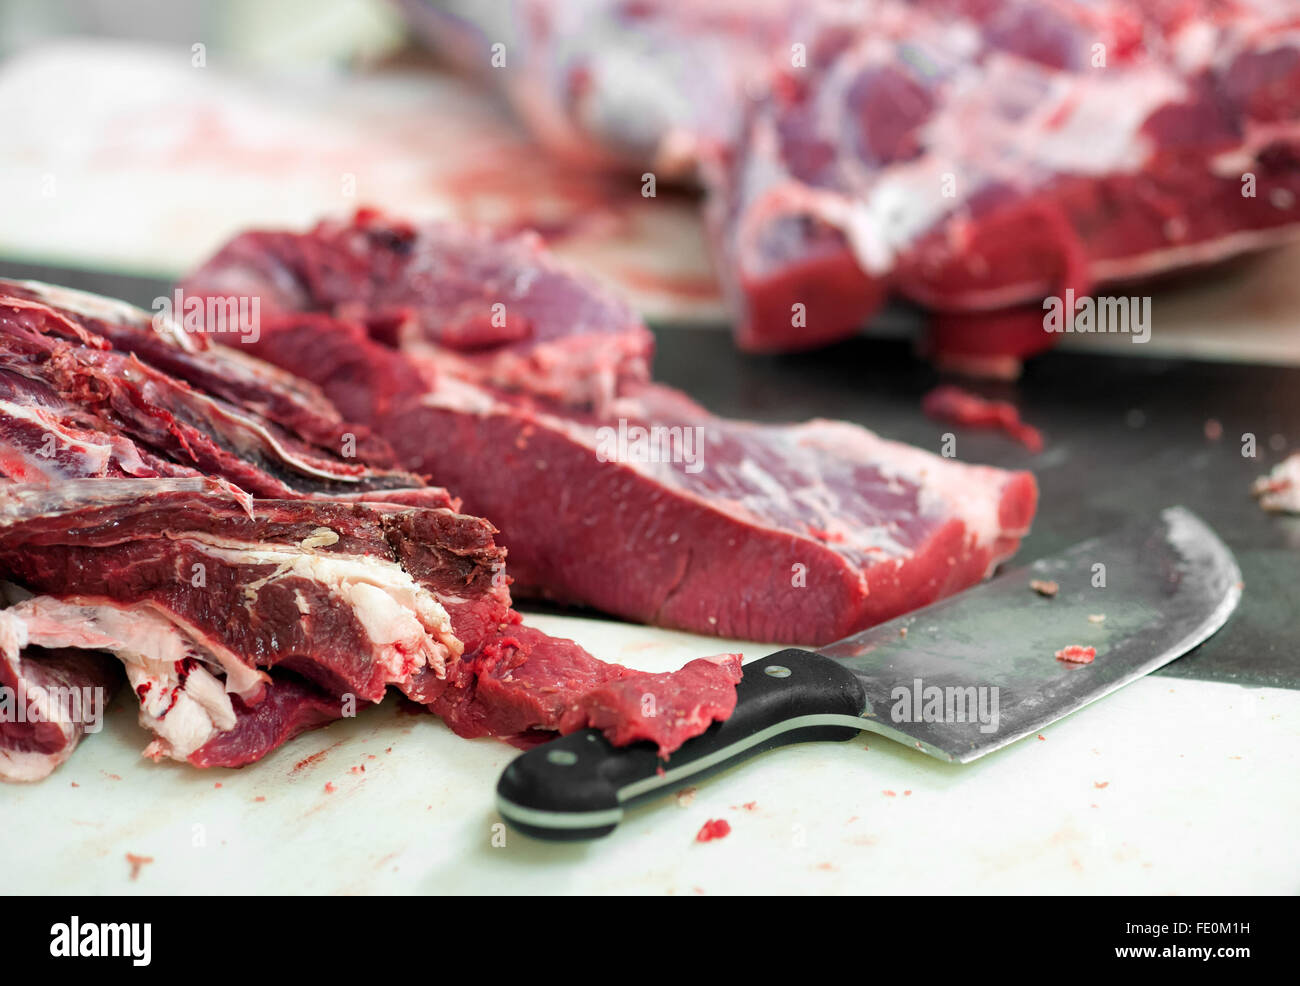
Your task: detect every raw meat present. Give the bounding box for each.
[182,209,653,409]
[426,624,741,754]
[0,479,486,708]
[1253,453,1300,513]
[0,609,121,782]
[0,281,744,777]
[0,480,732,758]
[922,385,1044,453]
[557,650,743,756]
[1055,644,1096,664]
[183,210,1038,645]
[1029,579,1058,598]
[707,0,1300,363]
[402,1,1300,369]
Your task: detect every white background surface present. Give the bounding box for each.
[4,611,1297,895]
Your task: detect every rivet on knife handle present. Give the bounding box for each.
[495,649,867,841]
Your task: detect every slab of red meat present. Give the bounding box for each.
[181,210,653,409]
[0,608,122,782]
[400,1,1300,371]
[184,210,1038,645]
[0,282,744,776]
[0,281,421,496]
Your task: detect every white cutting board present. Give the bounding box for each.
[3,610,1297,895]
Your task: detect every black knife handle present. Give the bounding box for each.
[495,649,866,840]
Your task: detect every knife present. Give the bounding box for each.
[495,506,1241,840]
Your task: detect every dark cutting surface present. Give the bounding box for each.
[651,321,1299,690]
[4,258,1296,689]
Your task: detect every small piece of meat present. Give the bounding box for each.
[696,818,732,843]
[922,386,1044,453]
[124,853,153,881]
[1253,453,1300,513]
[1030,579,1059,597]
[558,654,743,757]
[1055,644,1097,664]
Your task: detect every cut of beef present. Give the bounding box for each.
[0,479,486,706]
[184,210,1038,646]
[0,591,354,770]
[922,385,1044,453]
[0,282,744,778]
[0,609,122,782]
[184,210,653,409]
[400,1,1300,371]
[425,622,741,757]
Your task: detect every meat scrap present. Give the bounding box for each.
[124,853,153,881]
[696,818,731,843]
[1055,645,1097,665]
[0,281,741,781]
[922,386,1044,454]
[1253,454,1300,513]
[1030,579,1059,598]
[183,210,1039,646]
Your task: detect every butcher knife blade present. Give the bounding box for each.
[496,506,1241,840]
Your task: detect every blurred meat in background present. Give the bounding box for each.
[401,0,1300,374]
[3,0,1300,372]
